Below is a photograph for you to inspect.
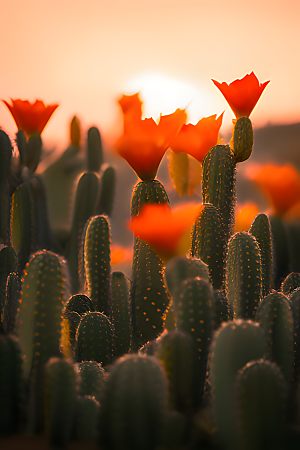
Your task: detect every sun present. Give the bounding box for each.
[124,72,216,124]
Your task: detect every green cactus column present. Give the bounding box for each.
[98,354,168,450]
[17,250,70,432]
[226,231,262,319]
[83,215,111,316]
[0,130,12,246]
[111,271,131,357]
[172,277,213,406]
[234,359,287,450]
[202,144,236,242]
[191,203,226,289]
[130,180,171,350]
[257,291,294,382]
[249,213,273,297]
[210,320,268,450]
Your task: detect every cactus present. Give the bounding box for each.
[269,216,290,288]
[172,277,213,404]
[281,272,300,296]
[98,354,168,450]
[210,320,268,450]
[235,359,287,450]
[257,292,294,381]
[25,135,42,173]
[164,254,210,296]
[0,334,23,436]
[202,144,236,241]
[0,246,17,325]
[130,179,169,217]
[0,130,12,246]
[2,272,21,334]
[98,166,116,217]
[44,357,78,448]
[10,181,37,274]
[64,293,95,315]
[74,395,99,442]
[83,215,112,316]
[87,126,103,172]
[289,287,300,382]
[111,271,131,357]
[232,116,253,163]
[249,213,273,297]
[226,231,262,319]
[17,250,69,433]
[157,330,199,415]
[212,289,232,330]
[191,203,226,289]
[75,311,114,366]
[67,172,100,293]
[77,360,105,402]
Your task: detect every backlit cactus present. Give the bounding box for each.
[232,116,253,163]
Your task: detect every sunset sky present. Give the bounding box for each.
[1,0,300,150]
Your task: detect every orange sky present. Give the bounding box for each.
[1,0,300,150]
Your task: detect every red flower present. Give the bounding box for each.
[115,95,187,181]
[211,72,270,118]
[170,112,224,163]
[128,202,203,261]
[249,164,300,217]
[3,99,59,138]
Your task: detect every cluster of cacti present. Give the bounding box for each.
[2,73,300,450]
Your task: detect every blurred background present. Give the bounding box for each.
[1,0,300,269]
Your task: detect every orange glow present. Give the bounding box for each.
[170,112,224,163]
[2,99,59,138]
[128,202,203,261]
[115,97,187,180]
[235,202,260,232]
[249,164,300,217]
[212,72,270,119]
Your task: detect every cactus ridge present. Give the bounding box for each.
[249,213,273,297]
[226,231,262,319]
[235,359,287,450]
[75,311,114,366]
[257,291,294,381]
[289,287,300,382]
[98,353,168,450]
[191,203,226,289]
[84,215,111,316]
[2,272,21,334]
[111,271,131,357]
[232,116,253,163]
[202,145,236,240]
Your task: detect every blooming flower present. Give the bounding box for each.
[170,113,224,163]
[212,72,270,118]
[248,163,300,217]
[118,93,143,128]
[115,98,187,180]
[128,202,203,261]
[3,99,59,138]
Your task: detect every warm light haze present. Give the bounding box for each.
[1,0,300,150]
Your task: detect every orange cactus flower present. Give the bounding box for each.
[235,202,260,232]
[211,72,270,119]
[249,164,300,217]
[115,104,187,181]
[128,202,203,261]
[170,112,224,163]
[118,93,142,124]
[3,99,59,138]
